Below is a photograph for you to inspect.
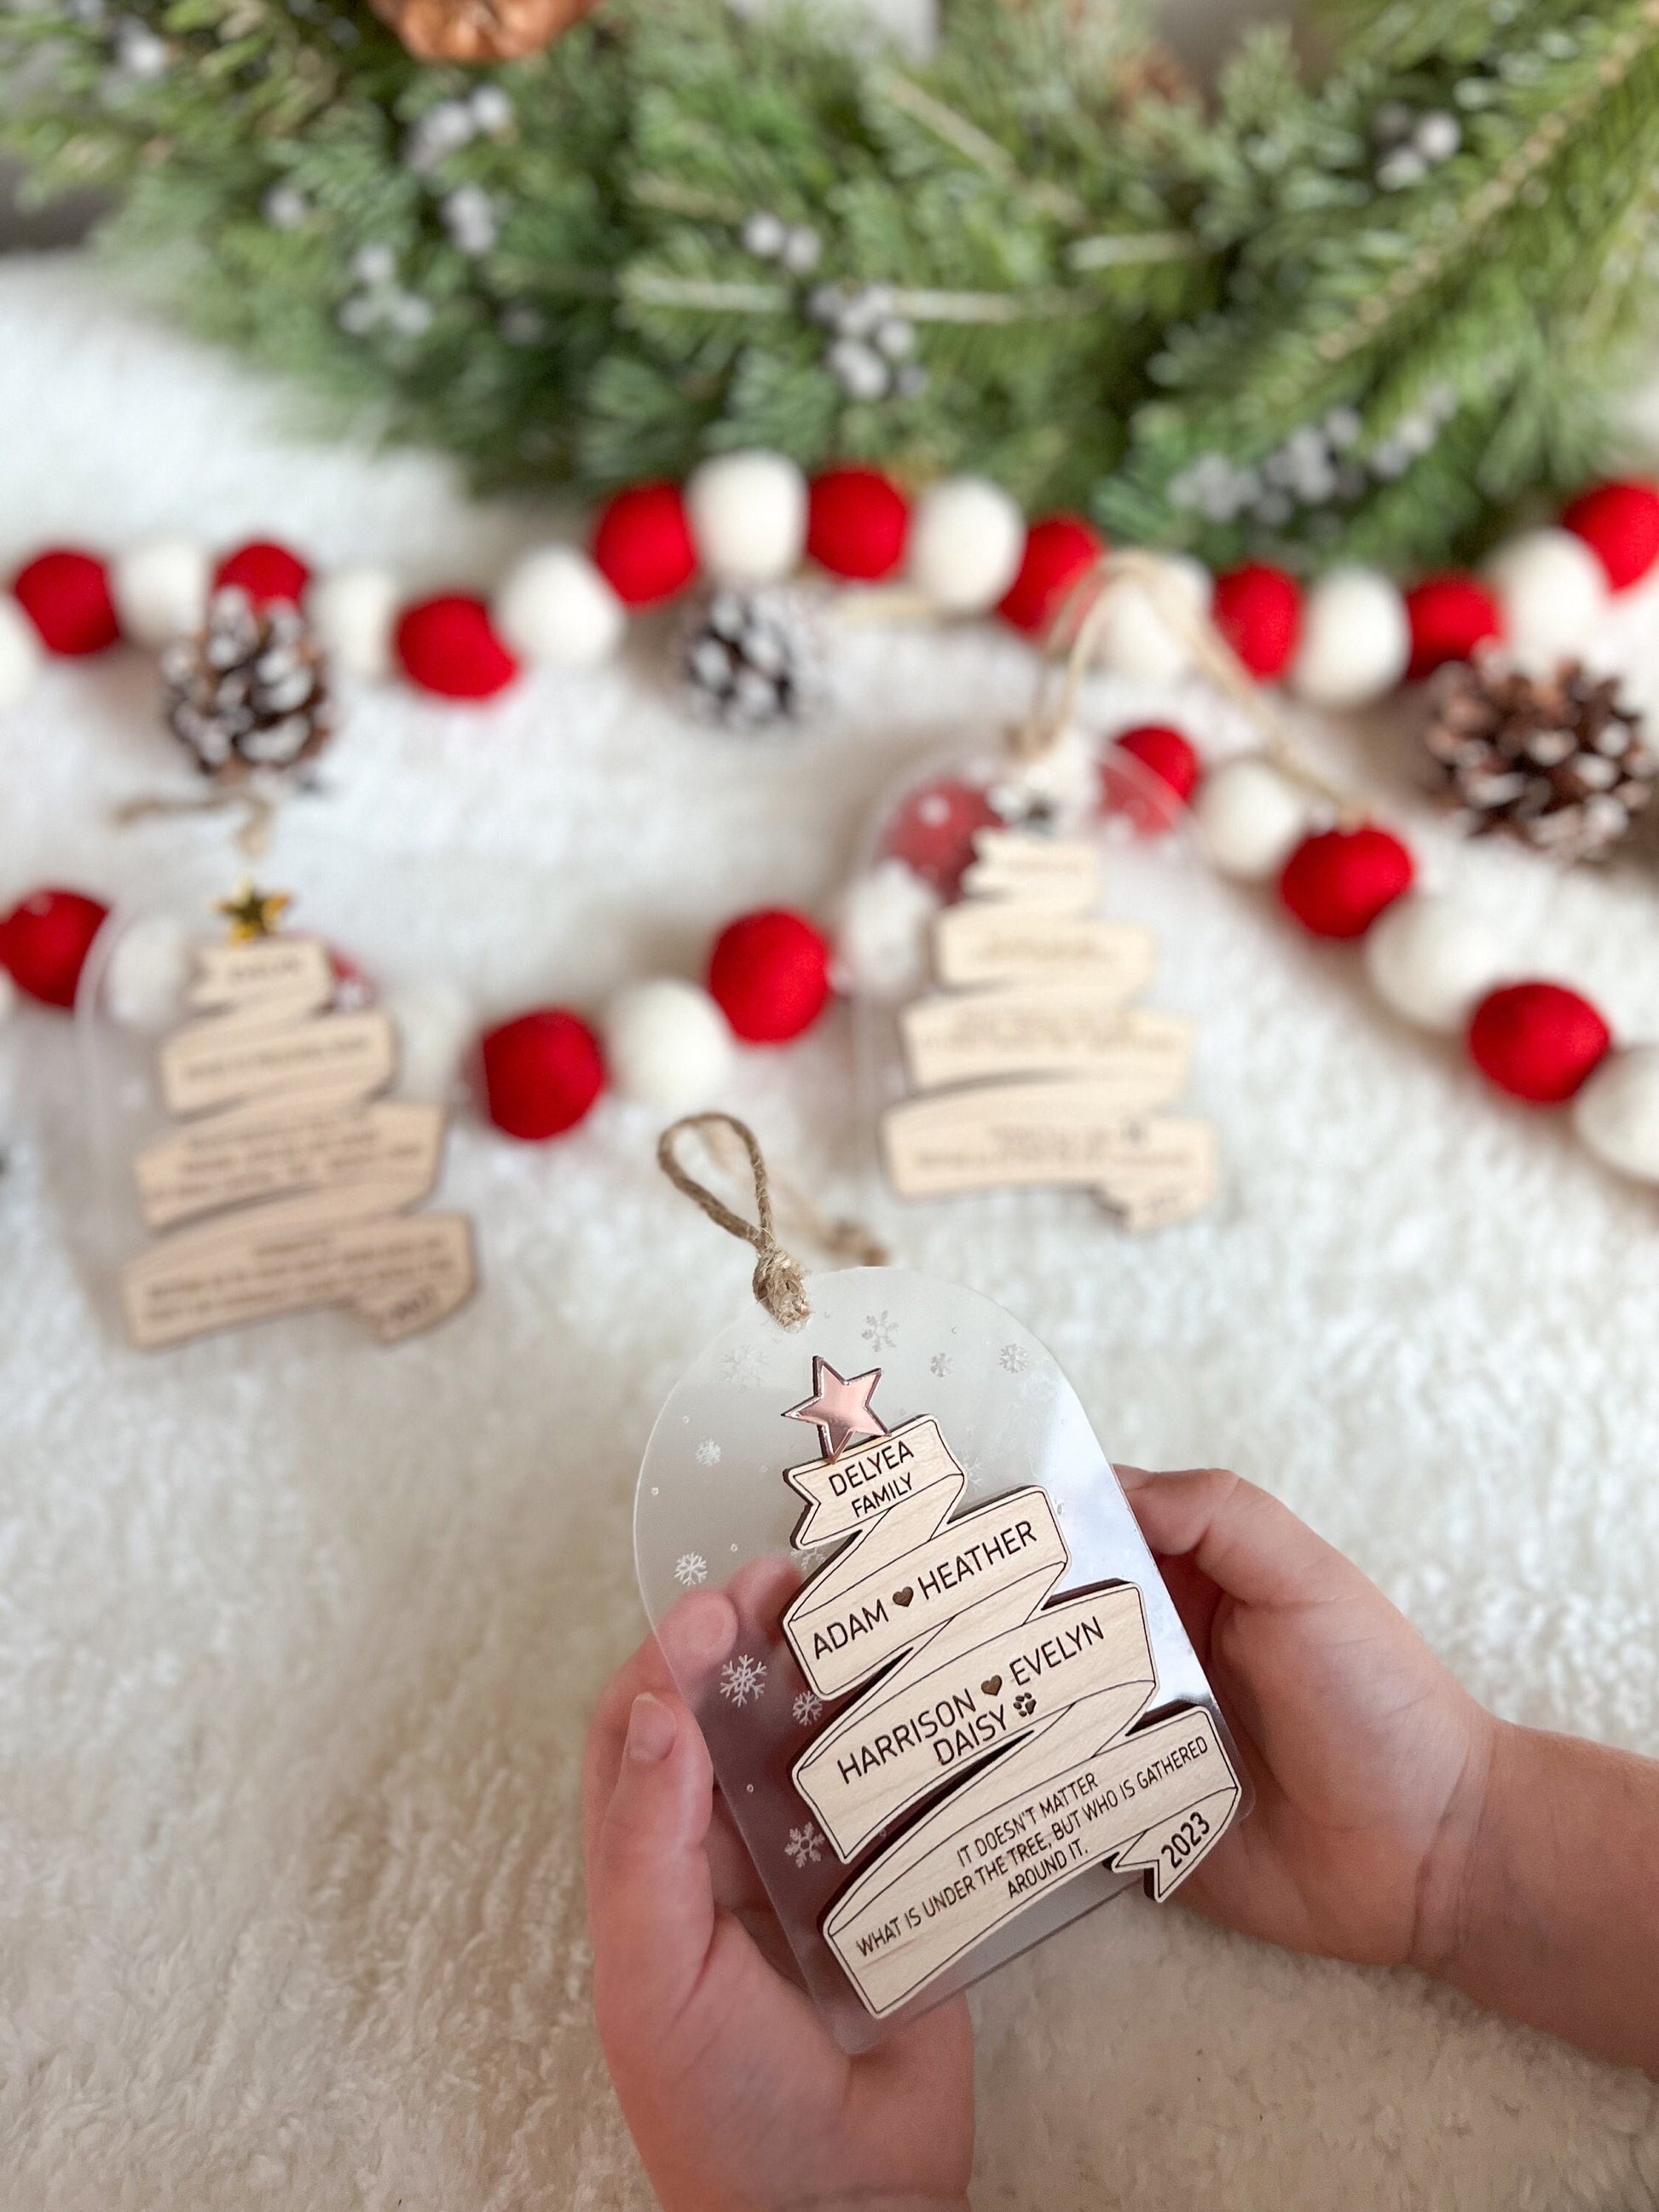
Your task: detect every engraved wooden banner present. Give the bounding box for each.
[779,1364,1241,2016]
[879,826,1217,1227]
[120,926,475,1349]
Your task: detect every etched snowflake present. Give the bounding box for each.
[929,1351,952,1378]
[674,1553,708,1588]
[998,1343,1029,1375]
[792,1689,824,1727]
[785,1822,826,1868]
[863,1310,897,1352]
[720,1653,767,1706]
[721,1343,766,1389]
[695,1439,723,1467]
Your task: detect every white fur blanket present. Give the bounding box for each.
[2,257,1658,2210]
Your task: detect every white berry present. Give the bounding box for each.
[1289,567,1411,708]
[386,977,474,1103]
[0,593,43,710]
[308,566,399,680]
[1484,528,1610,675]
[685,451,808,586]
[110,535,211,646]
[105,914,193,1032]
[602,979,734,1112]
[1362,892,1506,1033]
[1572,1046,1659,1184]
[493,546,624,669]
[834,859,940,1001]
[908,477,1025,613]
[1093,555,1211,683]
[1194,755,1315,879]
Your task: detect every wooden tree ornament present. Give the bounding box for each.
[880,827,1217,1228]
[119,890,476,1349]
[778,1360,1242,2017]
[369,0,603,61]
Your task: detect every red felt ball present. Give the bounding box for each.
[996,515,1103,637]
[1,887,110,1008]
[396,594,520,699]
[591,482,698,608]
[11,549,120,656]
[882,778,1002,898]
[1279,825,1414,940]
[1211,563,1301,681]
[213,540,311,609]
[1114,725,1200,803]
[1562,480,1659,593]
[479,1008,605,1140]
[707,909,831,1043]
[1404,574,1504,679]
[1467,981,1612,1105]
[806,466,910,581]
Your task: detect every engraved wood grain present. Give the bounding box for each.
[932,905,1157,990]
[882,1083,1216,1203]
[899,991,1192,1093]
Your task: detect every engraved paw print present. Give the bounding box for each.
[1014,1690,1037,1720]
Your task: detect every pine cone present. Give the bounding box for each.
[680,586,824,732]
[369,0,603,61]
[161,589,333,782]
[1422,657,1656,863]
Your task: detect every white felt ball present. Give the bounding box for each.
[1572,1045,1659,1184]
[309,566,400,680]
[685,451,808,586]
[1362,892,1506,1034]
[1194,756,1315,880]
[493,546,625,669]
[110,535,211,646]
[0,966,15,1025]
[105,914,193,1032]
[834,859,941,1001]
[602,979,734,1112]
[0,593,43,709]
[1289,567,1411,708]
[386,978,475,1103]
[1094,556,1211,683]
[1485,528,1610,674]
[907,476,1026,613]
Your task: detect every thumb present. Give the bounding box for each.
[588,1690,718,2047]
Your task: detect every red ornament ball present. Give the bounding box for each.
[882,777,1002,898]
[806,466,910,581]
[396,594,519,699]
[1404,575,1504,679]
[1279,825,1414,940]
[591,482,698,607]
[480,1008,605,1140]
[1113,725,1200,803]
[1211,563,1301,681]
[1468,981,1611,1105]
[12,549,120,656]
[213,540,311,609]
[1,887,110,1008]
[1562,480,1659,593]
[997,515,1103,637]
[707,909,831,1043]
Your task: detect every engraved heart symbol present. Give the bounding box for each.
[980,1674,1003,1698]
[892,1585,914,1608]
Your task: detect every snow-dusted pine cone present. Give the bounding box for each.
[1423,658,1656,863]
[680,586,824,732]
[160,589,333,782]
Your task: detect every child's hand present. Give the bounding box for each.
[581,1559,974,2212]
[1119,1465,1494,1974]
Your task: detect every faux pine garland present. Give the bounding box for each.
[4,0,1659,573]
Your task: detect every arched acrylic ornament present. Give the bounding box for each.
[635,1265,1250,2053]
[845,731,1223,1229]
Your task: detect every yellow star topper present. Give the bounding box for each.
[215,879,292,944]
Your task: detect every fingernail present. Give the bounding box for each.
[627,1692,675,1765]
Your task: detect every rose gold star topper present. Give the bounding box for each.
[783,1357,889,1462]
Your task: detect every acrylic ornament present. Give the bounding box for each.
[634,1264,1249,2052]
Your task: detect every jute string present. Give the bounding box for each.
[656,1113,887,1330]
[114,786,277,858]
[1012,548,1352,817]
